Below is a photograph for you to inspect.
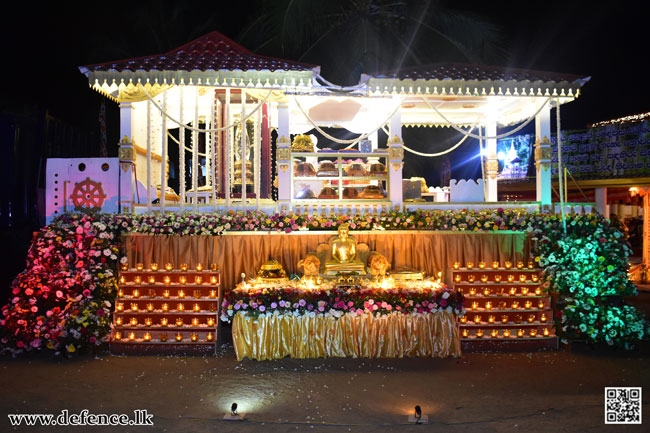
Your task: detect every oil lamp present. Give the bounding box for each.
[525,300,533,309]
[519,275,527,282]
[483,288,490,296]
[492,261,499,269]
[176,318,183,326]
[161,303,169,312]
[177,303,185,311]
[517,329,525,338]
[501,315,509,323]
[193,303,201,312]
[529,329,538,337]
[128,332,136,341]
[210,276,218,285]
[511,301,519,309]
[179,276,187,285]
[531,274,539,282]
[116,303,124,312]
[538,300,545,309]
[178,289,185,298]
[114,331,122,340]
[516,261,524,269]
[207,318,215,327]
[453,262,460,270]
[134,276,141,284]
[527,314,535,323]
[478,261,486,269]
[130,317,138,326]
[206,332,214,341]
[509,287,517,295]
[210,263,218,271]
[543,328,550,336]
[540,313,547,322]
[466,261,474,269]
[165,263,173,271]
[115,317,123,326]
[118,288,124,297]
[494,275,502,282]
[163,290,170,298]
[209,303,217,312]
[469,287,477,296]
[194,290,202,298]
[503,329,511,337]
[192,318,199,326]
[195,276,203,285]
[467,275,475,283]
[521,287,529,295]
[459,316,467,323]
[473,315,481,324]
[132,289,140,298]
[130,303,138,311]
[144,317,152,326]
[507,274,515,282]
[160,333,168,342]
[148,275,156,284]
[475,329,484,338]
[454,275,462,283]
[164,276,171,285]
[136,263,144,271]
[119,276,126,284]
[180,263,189,271]
[160,317,168,326]
[504,261,512,269]
[461,329,469,337]
[528,261,535,269]
[150,263,158,271]
[485,301,492,310]
[175,333,183,342]
[490,329,498,338]
[488,315,495,323]
[514,314,523,323]
[209,290,217,298]
[535,287,542,296]
[191,333,199,342]
[499,301,507,309]
[146,303,154,312]
[471,301,479,310]
[143,332,151,341]
[121,263,128,271]
[480,275,488,283]
[196,263,203,271]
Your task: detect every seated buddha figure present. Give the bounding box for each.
[324,223,366,275]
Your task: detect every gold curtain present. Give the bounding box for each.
[124,231,530,291]
[231,311,461,361]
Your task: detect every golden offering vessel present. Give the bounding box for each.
[291,134,315,152]
[390,267,425,281]
[256,259,289,284]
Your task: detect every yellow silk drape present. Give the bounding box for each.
[124,231,530,291]
[231,311,461,361]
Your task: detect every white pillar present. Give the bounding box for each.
[388,109,403,210]
[119,103,134,140]
[160,92,167,211]
[240,90,247,211]
[225,89,231,210]
[484,120,498,202]
[535,103,552,209]
[276,103,291,206]
[369,130,378,151]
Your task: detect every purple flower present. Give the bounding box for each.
[298,299,306,307]
[271,302,278,309]
[259,305,266,312]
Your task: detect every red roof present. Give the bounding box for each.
[368,62,589,84]
[83,31,318,73]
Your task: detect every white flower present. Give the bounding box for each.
[442,292,450,299]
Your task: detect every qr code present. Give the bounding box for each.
[605,387,642,424]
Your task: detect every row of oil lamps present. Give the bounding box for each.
[468,299,546,310]
[119,275,219,285]
[460,313,548,324]
[115,316,216,327]
[113,331,214,342]
[117,288,218,298]
[460,286,543,296]
[122,263,217,272]
[453,261,535,270]
[115,302,217,312]
[461,328,551,338]
[454,274,539,283]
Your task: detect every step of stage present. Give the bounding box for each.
[110,264,221,355]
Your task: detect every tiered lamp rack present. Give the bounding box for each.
[453,261,558,351]
[110,263,221,355]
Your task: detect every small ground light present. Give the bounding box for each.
[407,405,429,424]
[223,402,245,421]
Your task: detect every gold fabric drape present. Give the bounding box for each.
[231,311,461,360]
[124,231,530,291]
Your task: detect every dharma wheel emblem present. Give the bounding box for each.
[69,177,107,210]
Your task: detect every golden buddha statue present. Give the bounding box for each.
[324,223,366,275]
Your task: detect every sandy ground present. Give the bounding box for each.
[1,343,648,433]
